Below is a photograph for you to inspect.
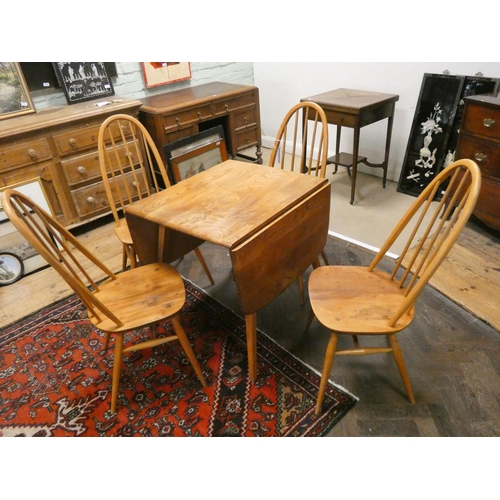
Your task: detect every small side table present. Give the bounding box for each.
[301,88,399,204]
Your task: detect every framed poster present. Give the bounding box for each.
[141,62,191,88]
[163,126,227,184]
[53,62,115,104]
[0,62,35,120]
[398,73,464,197]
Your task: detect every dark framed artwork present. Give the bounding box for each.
[141,62,191,88]
[398,73,464,197]
[53,62,115,105]
[0,62,35,120]
[163,126,227,184]
[20,62,117,91]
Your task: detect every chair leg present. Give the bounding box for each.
[298,275,305,305]
[111,334,124,414]
[103,332,111,350]
[321,249,329,266]
[194,247,215,285]
[315,332,338,415]
[305,307,315,333]
[388,334,416,404]
[170,315,207,387]
[121,245,128,272]
[127,244,137,269]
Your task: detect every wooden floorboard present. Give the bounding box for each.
[420,216,500,332]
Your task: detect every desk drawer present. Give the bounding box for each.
[234,106,257,129]
[214,93,256,116]
[474,176,500,220]
[62,142,141,187]
[462,103,500,140]
[458,135,500,179]
[72,169,148,218]
[54,121,133,156]
[235,125,259,151]
[163,105,213,131]
[0,138,52,172]
[53,125,101,156]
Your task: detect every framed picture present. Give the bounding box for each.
[164,126,227,184]
[53,62,115,105]
[0,62,35,121]
[141,62,191,88]
[398,73,465,197]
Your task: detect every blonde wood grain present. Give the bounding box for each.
[268,102,331,303]
[2,190,207,413]
[126,159,330,380]
[98,114,213,283]
[126,160,328,250]
[309,159,482,415]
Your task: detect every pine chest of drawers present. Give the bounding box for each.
[138,82,262,165]
[456,93,500,231]
[0,97,142,228]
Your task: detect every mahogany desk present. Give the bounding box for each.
[301,88,399,204]
[125,160,331,381]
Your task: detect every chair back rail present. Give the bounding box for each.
[269,102,329,178]
[368,159,481,327]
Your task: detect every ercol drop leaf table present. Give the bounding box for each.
[125,160,331,381]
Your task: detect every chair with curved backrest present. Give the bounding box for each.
[2,189,208,414]
[97,114,214,285]
[307,159,482,415]
[269,101,330,302]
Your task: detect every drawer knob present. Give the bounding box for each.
[86,196,96,205]
[27,149,37,158]
[175,117,181,126]
[475,152,488,162]
[197,112,202,119]
[77,166,87,174]
[69,138,77,147]
[483,118,496,128]
[225,105,230,113]
[132,181,138,188]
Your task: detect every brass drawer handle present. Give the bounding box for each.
[69,138,77,147]
[225,105,230,113]
[27,149,37,158]
[483,118,496,128]
[175,117,181,126]
[197,112,202,119]
[475,152,488,162]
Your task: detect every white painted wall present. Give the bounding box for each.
[253,62,500,182]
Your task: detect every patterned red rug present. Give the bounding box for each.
[0,280,356,436]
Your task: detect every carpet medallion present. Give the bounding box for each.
[0,280,356,436]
